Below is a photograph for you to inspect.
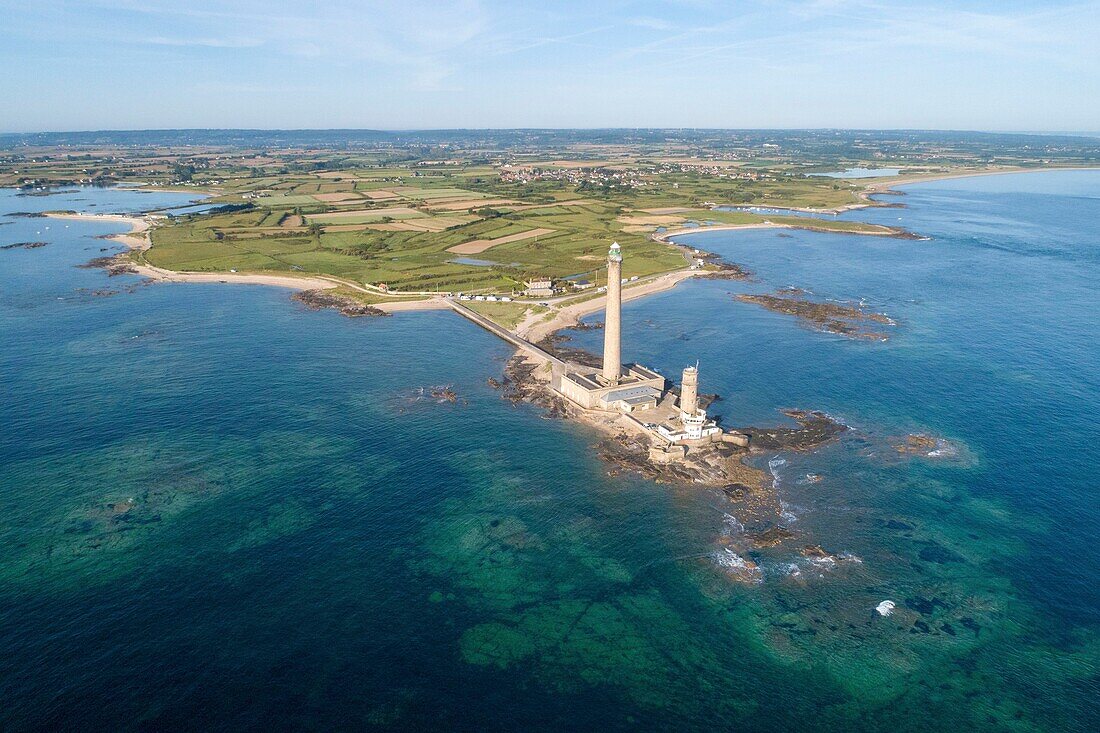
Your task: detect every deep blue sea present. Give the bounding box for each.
[1,174,1097,731]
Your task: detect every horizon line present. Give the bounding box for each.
[3,127,1099,138]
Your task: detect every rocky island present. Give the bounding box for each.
[737,289,897,340]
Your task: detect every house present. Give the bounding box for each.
[524,277,554,297]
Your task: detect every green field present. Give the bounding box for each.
[463,300,549,329]
[144,168,910,294]
[146,197,691,293]
[308,208,427,224]
[0,143,927,294]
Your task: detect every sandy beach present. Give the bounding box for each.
[46,212,154,249]
[375,298,450,312]
[133,263,339,290]
[654,223,780,243]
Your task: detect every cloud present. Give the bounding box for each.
[145,35,262,48]
[629,16,675,31]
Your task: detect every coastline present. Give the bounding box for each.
[6,161,1098,728]
[721,165,1100,216]
[36,171,1088,557]
[47,211,450,308]
[43,164,1093,326]
[865,164,1100,193]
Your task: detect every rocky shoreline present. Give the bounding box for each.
[682,248,755,281]
[495,348,848,527]
[491,356,569,418]
[78,252,139,276]
[535,332,603,369]
[696,257,754,281]
[739,409,850,451]
[291,290,390,318]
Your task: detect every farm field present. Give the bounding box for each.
[2,132,1034,295]
[138,160,914,294]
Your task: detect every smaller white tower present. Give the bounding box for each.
[680,365,699,419]
[679,363,714,441]
[681,411,706,440]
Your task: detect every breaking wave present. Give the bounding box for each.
[712,548,763,583]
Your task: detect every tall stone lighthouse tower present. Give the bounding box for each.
[601,242,623,383]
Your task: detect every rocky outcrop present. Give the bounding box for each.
[78,253,138,276]
[895,433,938,454]
[696,261,753,280]
[535,332,602,369]
[495,355,568,418]
[291,290,390,318]
[736,292,896,341]
[430,386,458,402]
[1,241,48,250]
[692,251,754,280]
[740,409,848,452]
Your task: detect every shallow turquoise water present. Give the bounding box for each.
[1,176,1098,731]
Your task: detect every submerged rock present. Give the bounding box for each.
[917,542,965,564]
[405,385,466,407]
[905,595,949,616]
[712,548,763,583]
[0,241,48,250]
[892,432,961,459]
[749,525,797,548]
[429,386,458,402]
[895,433,938,453]
[74,287,120,298]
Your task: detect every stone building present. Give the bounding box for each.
[524,277,554,297]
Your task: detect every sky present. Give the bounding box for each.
[1,0,1098,132]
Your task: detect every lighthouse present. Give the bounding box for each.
[601,241,623,383]
[555,241,666,412]
[680,365,699,418]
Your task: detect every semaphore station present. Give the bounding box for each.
[552,242,747,460]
